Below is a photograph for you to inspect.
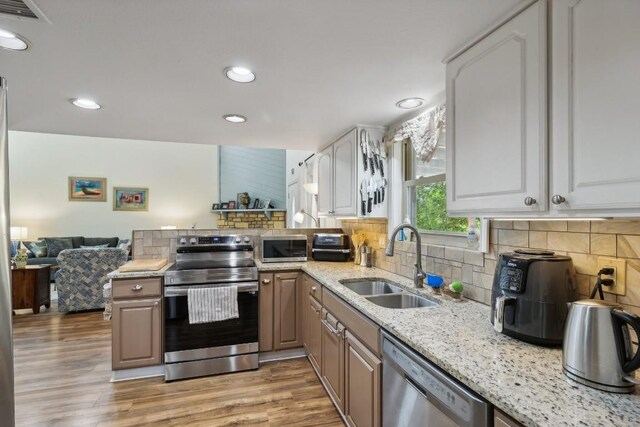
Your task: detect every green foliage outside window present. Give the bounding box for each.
[415,181,468,232]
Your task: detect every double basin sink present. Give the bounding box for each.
[338,279,438,309]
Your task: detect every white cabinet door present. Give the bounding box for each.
[551,0,640,213]
[446,1,547,216]
[317,145,334,216]
[333,130,357,216]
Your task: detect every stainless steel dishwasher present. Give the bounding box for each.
[382,332,491,427]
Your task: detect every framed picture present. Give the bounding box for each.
[68,177,107,202]
[221,202,229,209]
[262,199,272,209]
[212,203,220,210]
[228,200,236,209]
[252,198,261,209]
[113,187,149,211]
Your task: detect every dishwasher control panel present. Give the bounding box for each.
[382,335,488,426]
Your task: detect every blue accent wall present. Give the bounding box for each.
[219,146,286,209]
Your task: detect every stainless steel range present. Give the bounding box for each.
[163,235,259,381]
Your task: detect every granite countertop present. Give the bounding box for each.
[107,262,174,279]
[255,260,640,427]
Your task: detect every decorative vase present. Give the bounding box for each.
[13,248,28,268]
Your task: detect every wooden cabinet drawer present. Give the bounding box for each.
[322,287,380,356]
[112,277,162,299]
[304,273,322,303]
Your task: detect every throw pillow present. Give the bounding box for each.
[80,244,110,248]
[23,240,47,258]
[44,237,73,257]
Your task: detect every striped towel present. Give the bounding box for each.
[187,286,239,324]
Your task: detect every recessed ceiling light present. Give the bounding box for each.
[225,66,256,83]
[396,98,425,109]
[0,28,29,51]
[223,114,246,123]
[70,98,102,110]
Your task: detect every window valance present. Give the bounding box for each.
[386,104,446,163]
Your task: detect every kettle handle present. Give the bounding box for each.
[612,309,640,373]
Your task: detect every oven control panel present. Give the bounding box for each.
[177,235,253,247]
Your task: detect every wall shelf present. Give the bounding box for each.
[211,208,287,220]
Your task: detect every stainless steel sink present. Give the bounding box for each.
[339,279,403,296]
[365,293,437,309]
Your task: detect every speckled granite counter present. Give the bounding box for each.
[107,262,174,279]
[256,260,640,427]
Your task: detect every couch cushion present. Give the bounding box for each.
[27,257,58,266]
[80,243,109,248]
[39,236,84,248]
[117,238,131,256]
[23,240,47,257]
[83,237,119,248]
[44,237,73,257]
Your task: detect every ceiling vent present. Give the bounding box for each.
[0,0,49,22]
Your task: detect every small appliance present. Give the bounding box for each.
[563,299,640,393]
[491,249,578,346]
[260,235,307,262]
[311,233,351,262]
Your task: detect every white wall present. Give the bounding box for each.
[8,131,219,239]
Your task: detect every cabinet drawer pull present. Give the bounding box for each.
[311,286,317,292]
[261,279,271,285]
[132,284,143,291]
[322,319,342,337]
[524,196,536,206]
[552,194,566,205]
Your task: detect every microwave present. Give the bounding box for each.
[261,235,308,262]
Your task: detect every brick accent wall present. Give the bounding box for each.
[215,211,286,229]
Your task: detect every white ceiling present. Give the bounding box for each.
[0,0,520,151]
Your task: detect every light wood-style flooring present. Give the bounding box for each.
[12,305,344,426]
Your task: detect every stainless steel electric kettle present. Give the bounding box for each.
[563,300,640,393]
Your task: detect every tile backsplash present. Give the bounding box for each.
[339,218,640,314]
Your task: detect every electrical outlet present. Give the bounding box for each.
[597,257,626,296]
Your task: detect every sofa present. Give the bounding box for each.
[56,248,128,313]
[13,236,130,280]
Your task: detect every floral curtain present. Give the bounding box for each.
[386,104,446,163]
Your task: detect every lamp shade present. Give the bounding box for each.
[293,211,305,224]
[10,226,28,240]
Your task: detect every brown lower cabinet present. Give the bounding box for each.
[111,277,163,370]
[495,409,523,427]
[321,309,345,412]
[307,295,323,372]
[259,271,303,352]
[344,330,381,427]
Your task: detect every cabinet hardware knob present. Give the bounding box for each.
[551,195,566,205]
[524,197,536,206]
[154,301,159,307]
[311,286,317,292]
[132,284,143,291]
[261,279,271,284]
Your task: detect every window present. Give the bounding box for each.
[403,140,486,250]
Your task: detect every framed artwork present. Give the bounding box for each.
[221,202,229,209]
[113,187,149,211]
[68,177,107,202]
[228,200,236,209]
[262,199,271,209]
[252,198,260,209]
[212,203,220,210]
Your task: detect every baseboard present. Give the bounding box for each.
[259,347,306,363]
[111,365,164,382]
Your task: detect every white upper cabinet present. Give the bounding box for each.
[551,0,640,213]
[317,127,388,218]
[446,0,640,217]
[446,0,547,216]
[317,145,334,216]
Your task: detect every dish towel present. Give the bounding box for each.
[187,286,239,324]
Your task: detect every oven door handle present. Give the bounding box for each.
[164,282,259,296]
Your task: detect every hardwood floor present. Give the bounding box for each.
[12,305,344,426]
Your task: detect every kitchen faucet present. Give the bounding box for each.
[385,223,425,288]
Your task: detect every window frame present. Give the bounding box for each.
[402,140,488,252]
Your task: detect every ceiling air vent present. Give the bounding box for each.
[0,0,48,21]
